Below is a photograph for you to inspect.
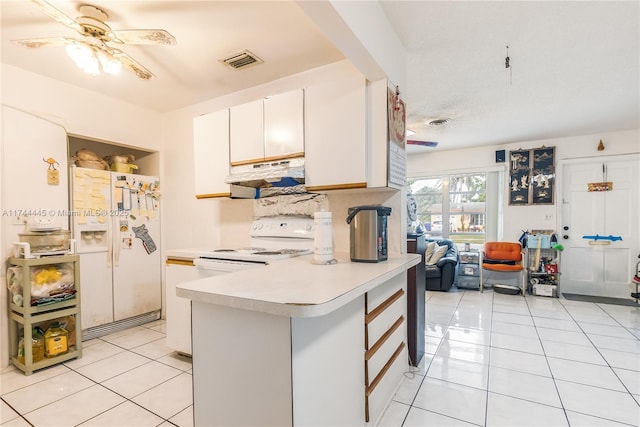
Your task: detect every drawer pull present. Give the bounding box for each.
[365,288,404,324]
[365,315,404,360]
[365,341,405,397]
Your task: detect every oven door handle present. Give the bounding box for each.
[193,258,266,271]
[193,259,223,270]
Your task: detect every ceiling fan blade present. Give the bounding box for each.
[30,0,83,33]
[108,29,176,46]
[110,48,154,80]
[11,36,72,48]
[407,140,439,147]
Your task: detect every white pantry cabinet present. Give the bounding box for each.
[229,89,304,166]
[193,110,231,199]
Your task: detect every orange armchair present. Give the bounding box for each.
[480,242,525,295]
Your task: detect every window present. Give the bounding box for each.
[408,173,487,247]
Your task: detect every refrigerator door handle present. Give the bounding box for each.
[106,218,113,268]
[113,215,121,267]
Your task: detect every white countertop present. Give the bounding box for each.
[176,252,420,318]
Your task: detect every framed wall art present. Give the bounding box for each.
[508,146,555,205]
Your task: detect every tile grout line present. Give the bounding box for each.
[1,320,192,426]
[524,293,572,426]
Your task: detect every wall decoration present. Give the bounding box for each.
[587,182,613,192]
[509,146,555,205]
[509,149,531,205]
[387,85,406,189]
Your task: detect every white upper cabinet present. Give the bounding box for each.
[229,89,304,166]
[305,63,367,191]
[229,99,264,166]
[264,89,304,161]
[194,110,231,198]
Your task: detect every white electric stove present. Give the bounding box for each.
[166,216,314,355]
[195,216,314,266]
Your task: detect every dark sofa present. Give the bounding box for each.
[424,239,458,291]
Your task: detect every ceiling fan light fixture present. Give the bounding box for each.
[96,48,122,75]
[66,41,99,75]
[66,40,122,76]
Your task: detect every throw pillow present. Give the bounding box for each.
[425,242,437,260]
[427,244,448,265]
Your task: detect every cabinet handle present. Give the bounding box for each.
[365,342,405,397]
[365,289,404,324]
[365,316,404,360]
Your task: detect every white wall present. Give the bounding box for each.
[407,129,640,241]
[0,63,166,368]
[1,64,163,149]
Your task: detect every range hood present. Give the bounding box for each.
[225,157,305,188]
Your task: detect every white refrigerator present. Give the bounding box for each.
[71,167,161,330]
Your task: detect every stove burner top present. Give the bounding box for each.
[252,249,311,256]
[202,247,312,262]
[213,247,267,253]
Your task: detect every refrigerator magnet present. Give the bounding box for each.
[122,237,132,249]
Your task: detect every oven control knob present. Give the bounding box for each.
[305,224,312,231]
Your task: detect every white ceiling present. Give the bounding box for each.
[1,1,638,154]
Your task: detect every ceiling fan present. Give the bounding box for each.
[12,0,176,79]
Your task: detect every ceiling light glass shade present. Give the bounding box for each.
[66,42,122,76]
[66,42,99,76]
[406,129,415,137]
[96,48,122,75]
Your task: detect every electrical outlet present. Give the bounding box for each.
[544,213,553,221]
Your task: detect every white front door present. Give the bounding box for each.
[560,156,639,298]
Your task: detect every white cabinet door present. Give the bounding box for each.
[304,63,367,190]
[264,89,304,160]
[193,110,231,198]
[165,261,199,355]
[229,99,264,165]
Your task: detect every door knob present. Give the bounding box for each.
[563,226,569,231]
[563,235,569,239]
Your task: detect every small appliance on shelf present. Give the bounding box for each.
[13,217,75,259]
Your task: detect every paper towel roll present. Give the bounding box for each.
[314,211,333,264]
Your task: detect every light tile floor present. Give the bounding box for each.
[1,290,639,426]
[1,319,193,426]
[381,289,640,427]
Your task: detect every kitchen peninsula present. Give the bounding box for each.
[176,252,420,426]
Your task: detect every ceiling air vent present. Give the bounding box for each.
[220,50,263,70]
